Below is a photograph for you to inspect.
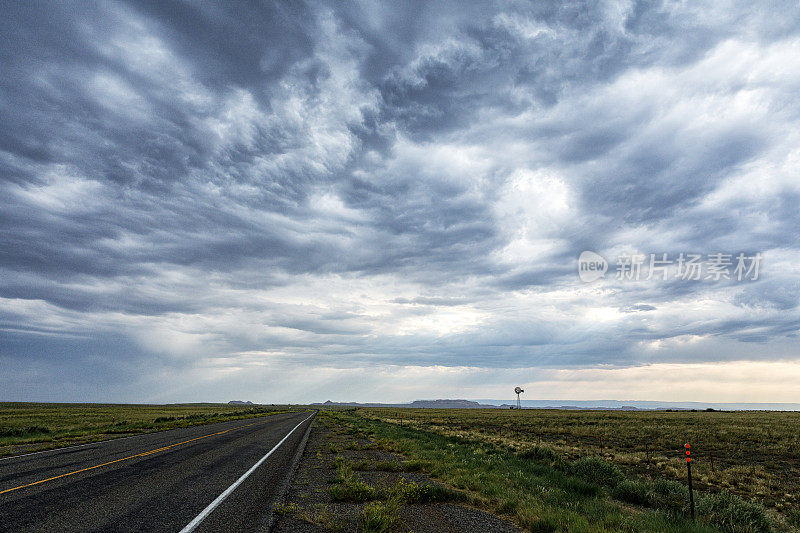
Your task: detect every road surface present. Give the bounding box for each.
[0,410,315,532]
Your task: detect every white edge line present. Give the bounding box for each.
[179,412,315,533]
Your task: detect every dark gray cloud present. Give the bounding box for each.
[2,0,800,401]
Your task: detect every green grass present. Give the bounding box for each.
[329,455,378,502]
[279,503,346,531]
[392,476,465,504]
[360,407,800,522]
[697,492,772,533]
[0,425,52,438]
[570,456,625,487]
[350,459,408,472]
[321,410,752,532]
[329,454,464,507]
[0,402,293,455]
[360,499,399,533]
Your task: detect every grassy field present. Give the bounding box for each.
[5,404,797,530]
[348,408,800,531]
[0,402,292,456]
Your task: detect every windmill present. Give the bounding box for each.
[514,386,524,409]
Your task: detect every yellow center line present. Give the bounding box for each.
[0,420,265,495]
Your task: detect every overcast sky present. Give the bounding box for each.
[2,1,799,404]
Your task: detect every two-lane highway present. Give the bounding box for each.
[0,411,315,532]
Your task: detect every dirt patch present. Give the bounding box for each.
[271,414,520,532]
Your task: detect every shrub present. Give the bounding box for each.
[332,456,353,483]
[612,479,650,505]
[329,457,377,502]
[563,476,601,497]
[570,456,624,487]
[393,478,464,504]
[527,516,559,533]
[403,460,424,472]
[647,479,689,515]
[0,426,51,437]
[360,500,399,533]
[518,445,560,464]
[697,491,771,533]
[328,478,377,502]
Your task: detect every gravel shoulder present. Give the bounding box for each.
[271,412,520,532]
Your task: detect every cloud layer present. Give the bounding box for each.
[2,1,799,402]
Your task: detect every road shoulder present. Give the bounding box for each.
[271,411,520,532]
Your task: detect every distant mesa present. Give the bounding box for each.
[228,400,254,405]
[409,399,494,409]
[314,398,800,411]
[311,399,679,411]
[314,399,508,409]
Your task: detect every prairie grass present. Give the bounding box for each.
[0,402,291,455]
[361,407,800,522]
[324,409,780,532]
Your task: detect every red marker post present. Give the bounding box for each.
[685,443,695,519]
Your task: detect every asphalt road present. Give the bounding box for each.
[0,410,315,533]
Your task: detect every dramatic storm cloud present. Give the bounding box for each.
[2,1,799,403]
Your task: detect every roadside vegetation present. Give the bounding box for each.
[0,402,291,456]
[273,409,517,533]
[361,407,800,529]
[323,408,794,532]
[329,453,465,505]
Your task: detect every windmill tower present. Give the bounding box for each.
[514,386,524,409]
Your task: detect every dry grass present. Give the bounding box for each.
[0,402,291,455]
[361,408,800,526]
